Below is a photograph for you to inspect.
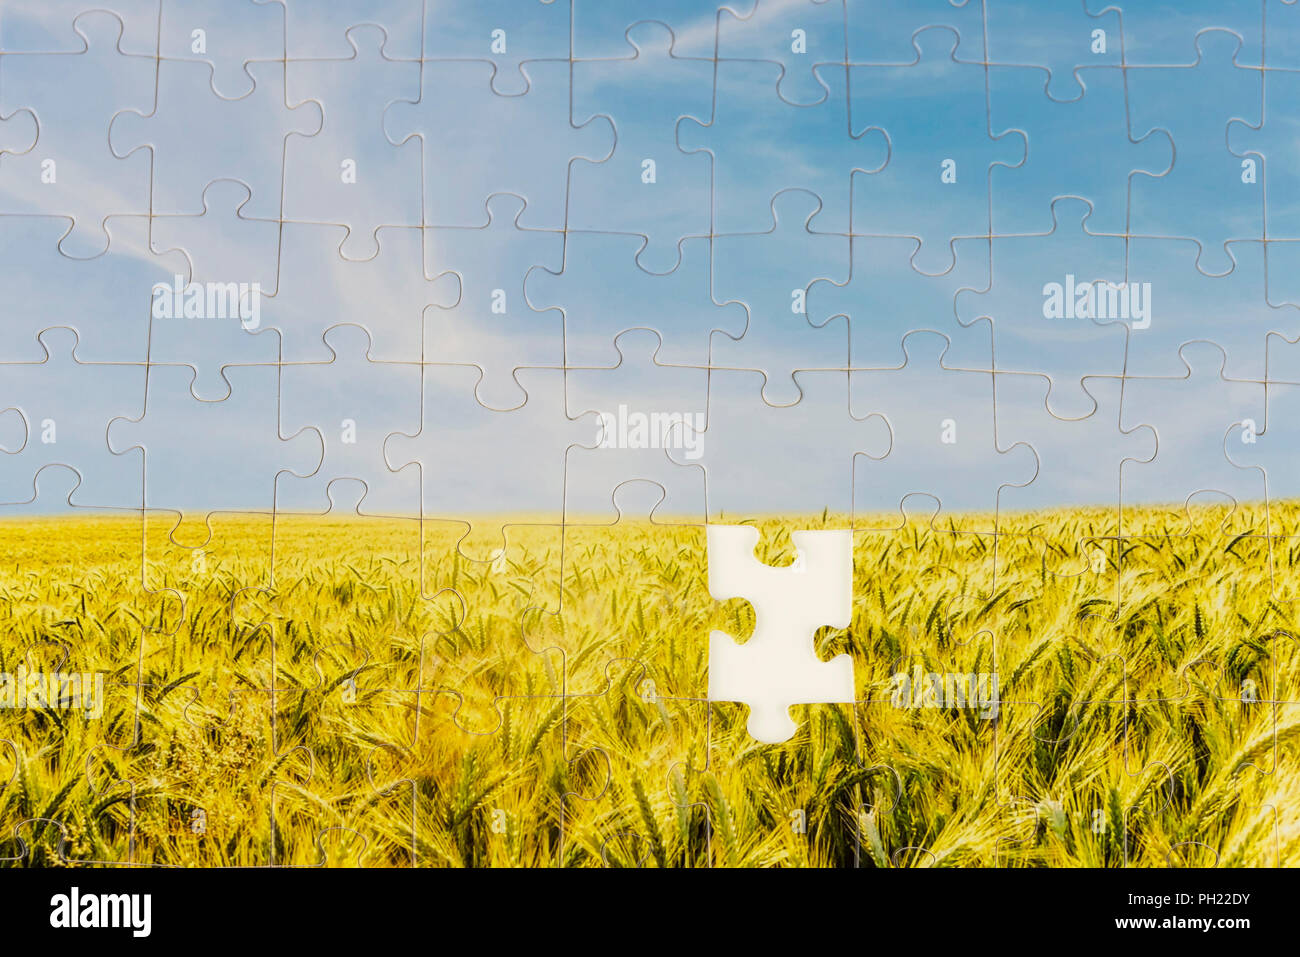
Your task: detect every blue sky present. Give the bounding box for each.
[0,0,1298,522]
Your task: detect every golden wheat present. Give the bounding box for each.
[0,503,1297,867]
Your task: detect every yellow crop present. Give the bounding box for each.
[0,503,1296,867]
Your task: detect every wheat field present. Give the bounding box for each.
[0,502,1297,867]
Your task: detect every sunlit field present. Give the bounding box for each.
[1,503,1297,867]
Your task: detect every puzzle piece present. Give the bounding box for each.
[267,222,459,362]
[1180,632,1299,778]
[0,11,154,257]
[143,181,283,395]
[1123,238,1296,379]
[1124,29,1262,275]
[993,373,1153,605]
[706,524,855,743]
[562,675,712,866]
[383,365,600,561]
[706,696,870,864]
[856,664,1013,861]
[850,330,1035,530]
[424,193,564,410]
[689,368,890,518]
[1240,337,1300,532]
[72,744,203,865]
[677,59,889,236]
[1120,687,1281,866]
[952,196,1133,419]
[1002,373,1155,519]
[708,189,851,405]
[991,646,1133,810]
[110,58,323,217]
[562,329,708,522]
[107,362,322,530]
[368,688,566,864]
[416,534,570,728]
[384,59,614,230]
[247,640,401,867]
[0,214,187,363]
[0,328,144,508]
[277,324,421,514]
[1119,341,1266,530]
[808,234,989,370]
[554,484,714,699]
[283,25,422,259]
[567,21,713,273]
[847,26,1026,275]
[986,63,1170,236]
[1229,66,1300,245]
[526,233,741,368]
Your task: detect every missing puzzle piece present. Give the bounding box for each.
[706,524,854,744]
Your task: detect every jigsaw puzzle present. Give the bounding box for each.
[0,0,1297,875]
